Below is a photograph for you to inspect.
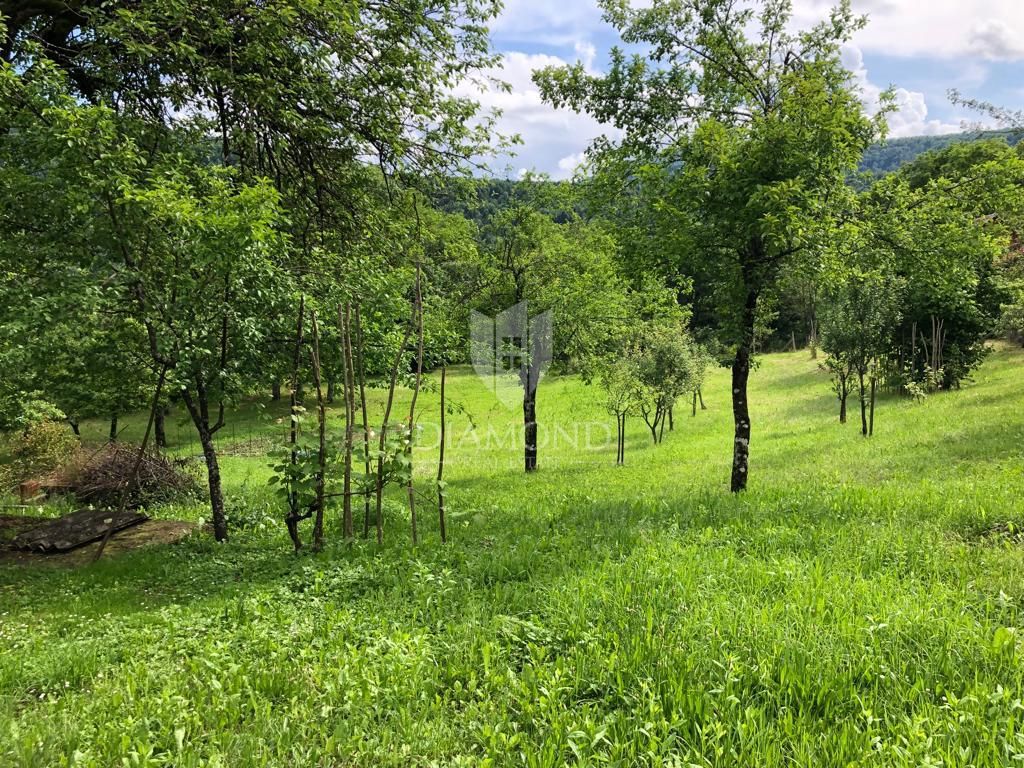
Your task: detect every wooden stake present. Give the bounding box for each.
[339,303,355,540]
[309,309,327,552]
[437,366,448,544]
[406,262,425,545]
[285,296,305,552]
[354,304,372,538]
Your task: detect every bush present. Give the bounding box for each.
[59,443,201,509]
[1001,302,1024,346]
[0,420,79,492]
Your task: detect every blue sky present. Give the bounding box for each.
[467,0,1024,178]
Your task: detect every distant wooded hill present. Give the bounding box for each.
[859,130,1023,175]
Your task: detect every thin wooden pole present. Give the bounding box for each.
[309,310,327,552]
[285,296,305,552]
[406,262,425,545]
[339,303,356,539]
[354,304,372,538]
[437,366,447,544]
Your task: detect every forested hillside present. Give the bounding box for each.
[860,129,1023,175]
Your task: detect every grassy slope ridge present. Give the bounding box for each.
[2,346,1024,766]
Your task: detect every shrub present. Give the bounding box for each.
[0,419,79,492]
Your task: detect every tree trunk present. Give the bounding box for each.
[340,304,355,540]
[692,391,698,417]
[523,385,538,472]
[197,426,227,542]
[375,304,415,544]
[407,264,425,544]
[285,297,305,552]
[698,388,706,410]
[730,288,757,493]
[668,405,674,431]
[326,379,335,404]
[108,414,118,442]
[68,419,81,437]
[271,380,282,401]
[839,384,848,424]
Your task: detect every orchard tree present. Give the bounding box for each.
[851,152,1021,391]
[633,324,698,445]
[820,272,902,435]
[0,63,288,540]
[472,188,625,472]
[536,0,881,491]
[599,356,640,465]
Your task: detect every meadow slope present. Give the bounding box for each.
[2,345,1024,766]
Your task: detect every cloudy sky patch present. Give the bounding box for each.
[479,0,1023,177]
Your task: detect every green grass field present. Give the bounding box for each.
[2,345,1024,766]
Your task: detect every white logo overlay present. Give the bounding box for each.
[470,301,552,410]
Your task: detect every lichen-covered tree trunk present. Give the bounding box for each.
[523,385,538,472]
[731,288,758,493]
[197,427,227,542]
[730,345,752,493]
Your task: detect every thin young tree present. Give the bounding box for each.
[308,310,328,551]
[354,304,373,538]
[437,366,448,543]
[285,297,306,551]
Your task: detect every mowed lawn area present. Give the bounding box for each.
[2,345,1024,767]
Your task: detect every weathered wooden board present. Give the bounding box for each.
[12,509,149,553]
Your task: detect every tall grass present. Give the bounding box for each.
[2,345,1023,766]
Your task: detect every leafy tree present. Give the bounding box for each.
[820,273,902,435]
[853,145,1023,390]
[599,356,640,465]
[633,324,698,445]
[536,0,880,491]
[0,62,289,540]
[470,186,626,472]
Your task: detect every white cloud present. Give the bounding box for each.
[794,0,1024,60]
[557,152,587,176]
[489,0,1024,61]
[842,44,964,137]
[968,18,1024,61]
[454,48,621,179]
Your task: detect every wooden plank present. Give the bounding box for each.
[12,509,149,553]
